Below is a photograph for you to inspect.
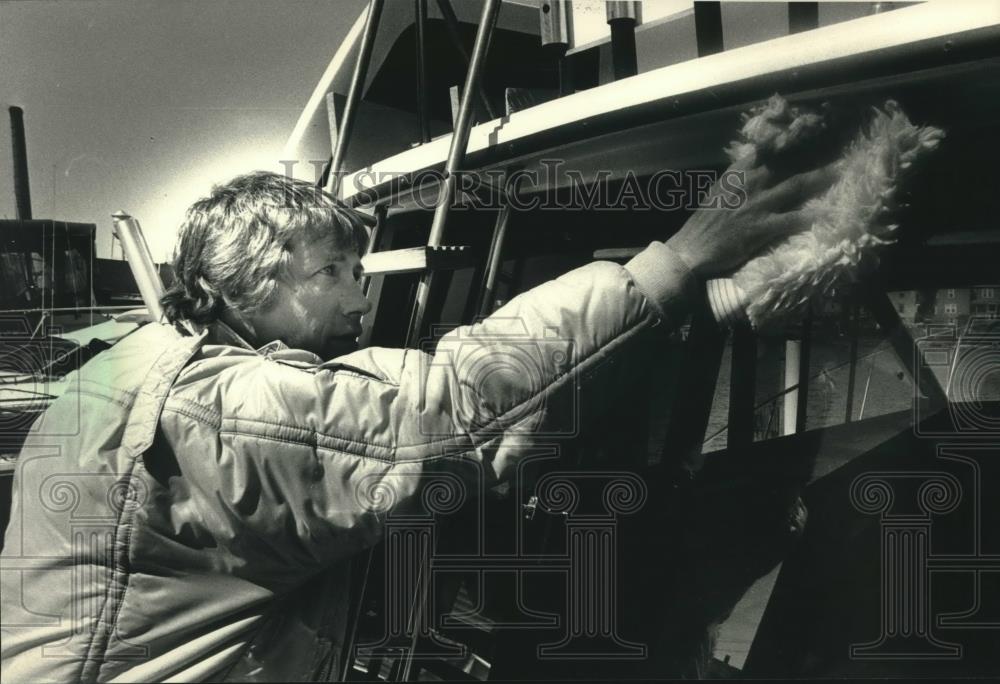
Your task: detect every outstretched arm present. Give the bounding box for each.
[169,163,833,583]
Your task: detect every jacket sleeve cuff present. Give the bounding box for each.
[624,241,699,323]
[706,277,749,328]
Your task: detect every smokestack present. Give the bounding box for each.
[9,106,33,220]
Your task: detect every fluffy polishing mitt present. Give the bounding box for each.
[707,95,944,330]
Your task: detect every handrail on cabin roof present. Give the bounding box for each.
[332,2,999,209]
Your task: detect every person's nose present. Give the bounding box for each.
[347,280,373,317]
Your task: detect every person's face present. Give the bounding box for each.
[249,232,372,359]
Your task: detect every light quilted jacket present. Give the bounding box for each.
[0,243,694,682]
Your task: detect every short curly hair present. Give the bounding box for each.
[161,171,369,325]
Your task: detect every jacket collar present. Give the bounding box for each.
[205,320,286,354]
[198,320,326,365]
[181,318,289,355]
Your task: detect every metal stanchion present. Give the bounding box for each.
[606,1,640,80]
[406,0,502,347]
[327,0,385,196]
[415,0,431,143]
[110,212,166,322]
[435,0,498,120]
[694,1,723,57]
[540,1,573,94]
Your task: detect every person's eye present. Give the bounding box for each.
[317,264,339,277]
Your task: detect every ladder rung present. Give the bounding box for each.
[361,245,476,276]
[593,246,642,261]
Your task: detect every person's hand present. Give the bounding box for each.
[666,158,837,279]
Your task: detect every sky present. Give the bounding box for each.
[1,0,367,262]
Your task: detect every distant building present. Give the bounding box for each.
[928,288,972,327]
[861,288,996,333]
[971,285,999,319]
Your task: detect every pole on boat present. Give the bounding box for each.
[539,0,573,95]
[414,0,431,144]
[606,1,639,80]
[787,2,819,34]
[477,181,514,318]
[435,0,498,120]
[796,313,813,432]
[111,212,166,322]
[327,0,385,196]
[406,0,502,347]
[783,340,800,435]
[693,1,724,57]
[844,298,861,422]
[782,314,813,435]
